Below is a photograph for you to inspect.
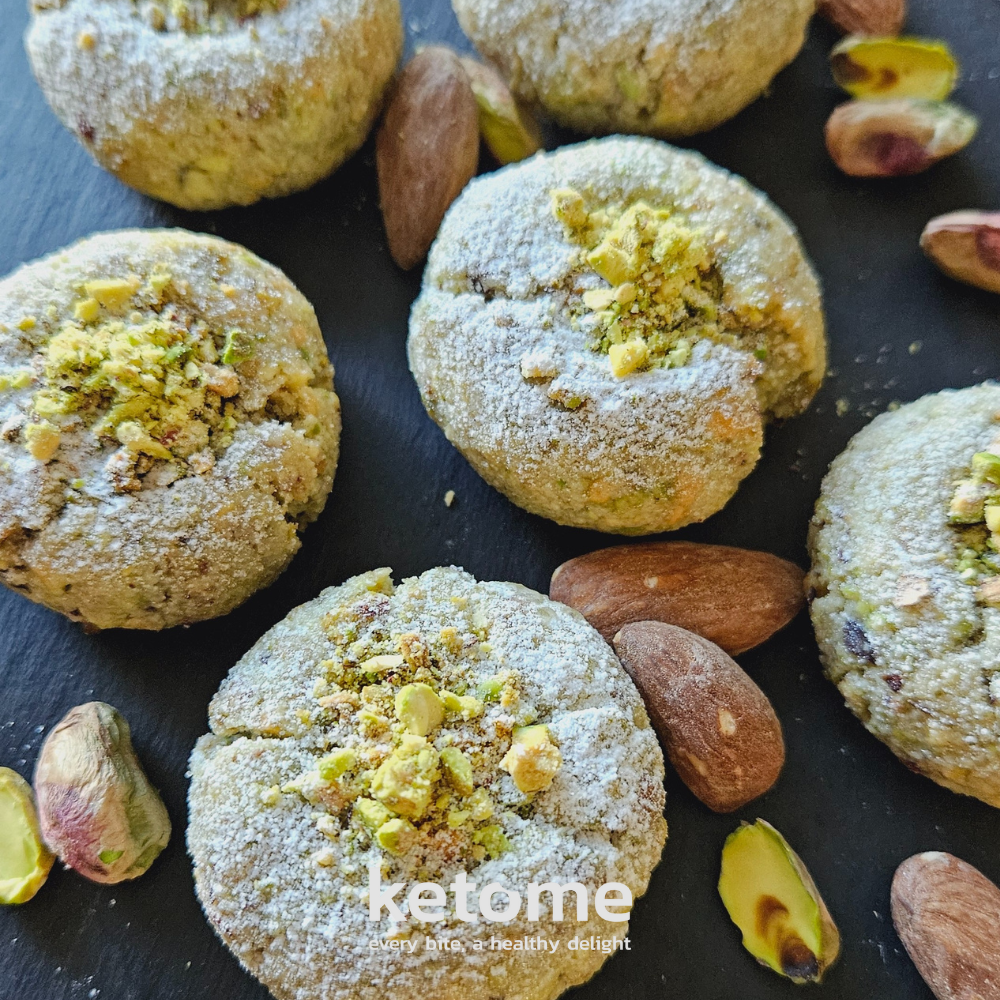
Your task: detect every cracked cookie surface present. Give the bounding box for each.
[807,384,1000,807]
[188,566,667,1000]
[0,229,340,630]
[408,137,825,535]
[26,0,402,209]
[452,0,814,138]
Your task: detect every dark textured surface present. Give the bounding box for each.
[1,1,999,997]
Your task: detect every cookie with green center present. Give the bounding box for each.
[0,229,340,630]
[188,566,667,1000]
[452,0,813,138]
[26,0,402,209]
[409,137,825,535]
[807,383,1000,808]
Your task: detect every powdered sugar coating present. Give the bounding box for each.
[452,0,814,137]
[189,566,667,1000]
[808,384,1000,807]
[0,229,340,630]
[25,0,402,209]
[409,137,825,535]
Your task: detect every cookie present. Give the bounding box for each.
[452,0,813,138]
[26,0,403,209]
[409,136,825,535]
[0,229,340,630]
[808,384,1000,807]
[188,566,667,1000]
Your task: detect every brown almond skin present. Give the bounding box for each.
[817,0,906,36]
[550,541,805,655]
[921,211,1000,295]
[892,852,1000,1000]
[613,622,785,812]
[376,46,479,271]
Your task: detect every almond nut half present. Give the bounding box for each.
[376,46,480,271]
[817,0,906,37]
[613,621,785,812]
[892,852,1000,1000]
[921,211,1000,295]
[550,541,805,655]
[826,99,977,177]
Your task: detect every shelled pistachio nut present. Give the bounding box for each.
[460,57,542,165]
[831,36,958,102]
[34,702,171,884]
[921,212,1000,294]
[825,99,977,177]
[0,767,53,904]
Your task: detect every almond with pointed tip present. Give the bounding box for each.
[550,541,805,654]
[613,621,785,812]
[892,852,1000,1000]
[921,211,1000,294]
[376,46,480,270]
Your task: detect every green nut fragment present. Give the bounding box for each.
[440,746,475,796]
[718,819,841,984]
[376,817,419,855]
[441,690,483,719]
[473,824,510,859]
[34,702,171,884]
[370,735,440,820]
[0,767,54,905]
[476,675,504,702]
[221,327,255,365]
[395,683,445,736]
[0,368,33,392]
[830,36,958,102]
[460,57,542,165]
[354,797,393,833]
[318,748,357,781]
[972,452,1000,484]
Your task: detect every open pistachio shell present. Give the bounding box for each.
[460,57,542,165]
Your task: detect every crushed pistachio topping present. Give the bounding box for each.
[137,0,287,34]
[277,588,560,871]
[949,449,1000,601]
[0,271,266,489]
[551,189,744,380]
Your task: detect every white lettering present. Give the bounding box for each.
[368,862,405,922]
[526,881,588,921]
[479,883,521,921]
[409,882,446,922]
[449,870,478,922]
[594,883,632,922]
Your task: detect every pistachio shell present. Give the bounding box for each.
[831,36,958,102]
[34,702,171,884]
[825,99,977,177]
[921,211,1000,294]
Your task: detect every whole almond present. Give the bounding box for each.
[613,621,785,812]
[921,211,1000,295]
[817,0,906,36]
[376,46,479,270]
[892,852,1000,1000]
[550,541,805,655]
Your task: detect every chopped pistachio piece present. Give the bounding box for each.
[318,749,357,781]
[370,736,440,820]
[354,797,393,833]
[500,725,562,793]
[395,683,445,736]
[440,746,475,796]
[376,817,418,855]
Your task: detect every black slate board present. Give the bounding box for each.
[2,0,1000,997]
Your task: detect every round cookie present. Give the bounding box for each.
[808,384,1000,808]
[0,229,340,630]
[26,0,403,210]
[409,136,825,535]
[188,566,667,1000]
[452,0,814,138]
